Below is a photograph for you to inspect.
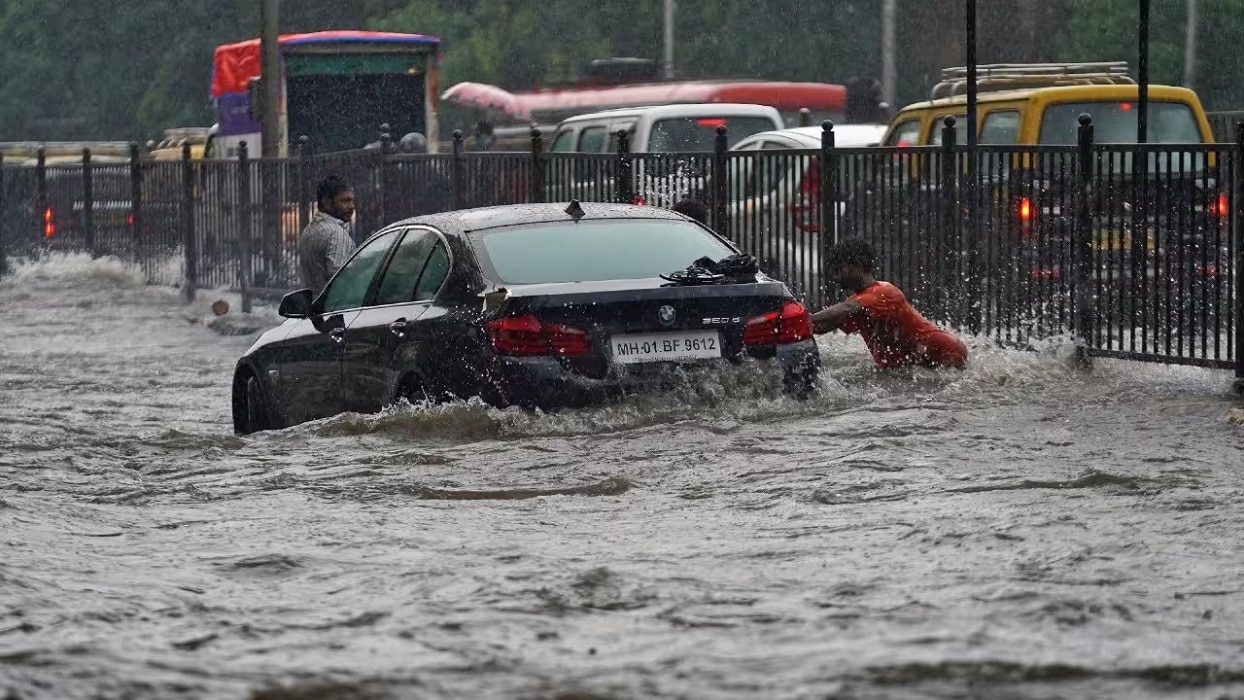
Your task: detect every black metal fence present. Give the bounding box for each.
[1,121,1242,383]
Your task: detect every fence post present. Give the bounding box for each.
[616,129,634,204]
[181,143,197,302]
[82,148,96,258]
[36,147,47,243]
[378,123,393,228]
[129,143,142,260]
[0,153,7,277]
[450,130,465,211]
[529,127,545,204]
[237,141,253,314]
[712,125,729,232]
[938,116,959,323]
[1074,114,1096,368]
[821,121,837,307]
[297,136,311,232]
[1234,121,1244,393]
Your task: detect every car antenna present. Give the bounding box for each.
[564,199,585,222]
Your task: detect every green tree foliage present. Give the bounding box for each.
[0,0,1238,142]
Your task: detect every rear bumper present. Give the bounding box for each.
[488,340,820,409]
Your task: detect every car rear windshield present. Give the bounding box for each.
[473,219,735,284]
[1039,101,1203,144]
[649,117,777,152]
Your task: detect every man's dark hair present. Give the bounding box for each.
[672,199,708,225]
[317,175,351,205]
[828,239,875,273]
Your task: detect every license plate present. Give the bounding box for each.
[1094,228,1155,251]
[610,330,722,365]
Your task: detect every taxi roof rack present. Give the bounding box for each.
[931,61,1135,99]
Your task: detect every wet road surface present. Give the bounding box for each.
[2,254,1244,700]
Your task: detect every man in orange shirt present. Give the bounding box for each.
[810,240,968,369]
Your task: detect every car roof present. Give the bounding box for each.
[386,202,693,236]
[732,124,888,149]
[557,102,782,125]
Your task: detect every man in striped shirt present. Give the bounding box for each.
[298,175,357,295]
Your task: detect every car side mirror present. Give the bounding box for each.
[279,289,314,319]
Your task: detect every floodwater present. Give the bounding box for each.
[2,253,1243,700]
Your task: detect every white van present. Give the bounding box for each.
[547,103,784,154]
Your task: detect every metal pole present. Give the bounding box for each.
[1139,0,1150,144]
[966,0,977,148]
[881,0,897,108]
[1183,0,1198,90]
[260,0,281,157]
[0,153,7,277]
[663,0,676,80]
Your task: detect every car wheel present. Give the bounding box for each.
[234,373,272,435]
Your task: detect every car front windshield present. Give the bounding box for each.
[473,219,735,285]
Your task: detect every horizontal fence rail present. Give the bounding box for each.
[1,122,1241,383]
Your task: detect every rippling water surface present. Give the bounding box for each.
[2,254,1244,700]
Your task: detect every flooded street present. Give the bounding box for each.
[2,254,1244,700]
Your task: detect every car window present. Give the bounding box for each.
[414,242,450,301]
[473,220,735,285]
[928,115,968,145]
[1039,101,1203,144]
[608,124,636,152]
[373,229,437,306]
[980,110,1021,144]
[550,130,576,153]
[578,126,607,153]
[648,116,778,152]
[885,119,921,147]
[321,231,398,313]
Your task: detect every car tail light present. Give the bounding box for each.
[486,315,591,357]
[631,195,647,206]
[742,301,813,346]
[1017,196,1033,222]
[127,214,135,226]
[1209,192,1228,217]
[788,157,821,233]
[43,207,55,238]
[1030,267,1061,280]
[1196,264,1218,278]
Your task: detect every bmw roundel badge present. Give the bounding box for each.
[658,305,677,326]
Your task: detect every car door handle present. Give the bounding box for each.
[389,319,408,337]
[329,327,345,343]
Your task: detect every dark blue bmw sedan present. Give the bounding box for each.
[232,202,820,434]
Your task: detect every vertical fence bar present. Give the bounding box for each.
[820,122,836,303]
[36,148,47,243]
[0,153,7,277]
[530,127,546,204]
[238,141,253,314]
[82,148,96,257]
[129,143,142,264]
[616,129,634,204]
[450,130,464,211]
[713,125,729,233]
[297,136,310,233]
[1074,114,1096,366]
[181,143,197,302]
[939,117,958,324]
[378,125,393,228]
[1234,122,1244,392]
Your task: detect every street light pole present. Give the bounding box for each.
[663,0,676,80]
[881,0,896,108]
[260,0,281,157]
[1183,0,1198,89]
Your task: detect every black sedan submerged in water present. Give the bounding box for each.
[233,202,820,434]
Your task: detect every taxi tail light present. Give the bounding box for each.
[43,207,56,238]
[743,301,813,346]
[1209,192,1228,218]
[1016,196,1035,237]
[487,314,591,356]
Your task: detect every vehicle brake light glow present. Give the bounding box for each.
[43,208,55,238]
[1018,196,1033,222]
[631,195,648,206]
[1210,192,1228,217]
[486,314,591,356]
[742,301,813,346]
[696,118,726,128]
[1119,102,1133,111]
